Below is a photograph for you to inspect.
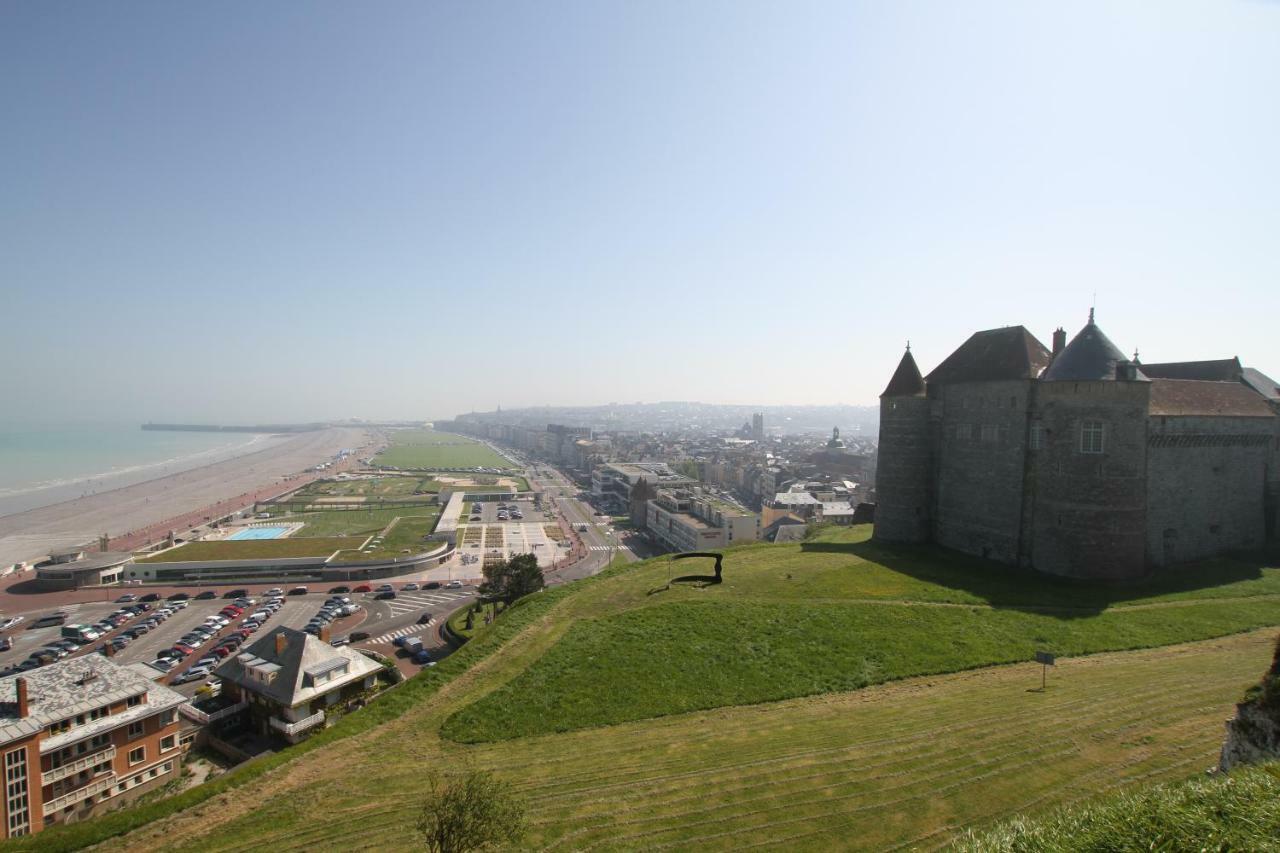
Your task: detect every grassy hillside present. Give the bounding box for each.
[952,762,1280,852]
[37,525,1280,851]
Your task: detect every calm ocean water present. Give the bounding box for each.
[0,422,273,515]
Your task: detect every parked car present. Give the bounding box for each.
[412,649,434,665]
[151,658,178,672]
[352,584,372,593]
[140,593,162,602]
[327,585,349,594]
[116,593,138,603]
[424,582,441,590]
[289,586,308,596]
[375,591,396,600]
[171,643,195,656]
[195,591,218,600]
[350,631,371,642]
[211,646,234,658]
[176,666,210,684]
[224,589,248,599]
[444,580,463,589]
[167,592,190,601]
[403,582,420,591]
[266,587,284,596]
[330,636,350,647]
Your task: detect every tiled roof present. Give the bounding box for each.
[1140,358,1241,381]
[882,350,926,397]
[1148,380,1276,418]
[0,655,186,747]
[212,626,380,709]
[1240,367,1280,402]
[1043,318,1146,382]
[925,326,1052,385]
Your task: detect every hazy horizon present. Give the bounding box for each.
[4,2,1278,423]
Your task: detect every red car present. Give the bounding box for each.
[171,643,195,656]
[220,606,243,615]
[352,584,372,593]
[211,646,234,658]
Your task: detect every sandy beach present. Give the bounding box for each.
[0,427,374,569]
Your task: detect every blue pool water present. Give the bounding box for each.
[228,526,290,540]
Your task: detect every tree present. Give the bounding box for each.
[416,769,527,853]
[478,553,544,610]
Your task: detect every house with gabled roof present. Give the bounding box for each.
[211,627,382,744]
[876,311,1280,580]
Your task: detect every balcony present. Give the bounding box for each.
[269,710,325,738]
[42,772,117,816]
[42,746,115,786]
[180,698,248,725]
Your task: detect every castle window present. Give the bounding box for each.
[1080,421,1105,454]
[1029,423,1045,450]
[980,424,999,443]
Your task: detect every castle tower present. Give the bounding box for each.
[1030,311,1151,580]
[874,347,932,543]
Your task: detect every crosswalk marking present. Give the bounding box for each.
[587,545,615,551]
[368,623,431,645]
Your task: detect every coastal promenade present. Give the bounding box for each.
[0,427,374,571]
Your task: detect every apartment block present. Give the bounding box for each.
[0,656,187,838]
[645,488,760,552]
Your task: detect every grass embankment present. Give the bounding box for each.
[443,525,1280,741]
[446,603,480,641]
[53,525,1280,851]
[137,537,358,562]
[953,762,1280,852]
[373,429,513,470]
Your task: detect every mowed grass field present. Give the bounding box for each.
[373,429,514,470]
[136,537,360,562]
[57,526,1280,852]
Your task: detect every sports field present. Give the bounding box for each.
[372,429,514,470]
[36,526,1280,852]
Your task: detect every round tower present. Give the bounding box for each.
[874,347,932,543]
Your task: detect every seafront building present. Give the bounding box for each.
[644,488,760,552]
[875,312,1280,580]
[591,462,697,513]
[0,656,186,838]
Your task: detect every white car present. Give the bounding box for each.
[0,616,24,631]
[444,580,463,589]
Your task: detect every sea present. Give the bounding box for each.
[0,421,282,518]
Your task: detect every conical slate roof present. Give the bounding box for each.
[1042,312,1147,382]
[882,349,926,397]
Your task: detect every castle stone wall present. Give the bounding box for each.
[931,381,1033,563]
[1146,415,1274,566]
[1030,380,1150,580]
[873,395,931,543]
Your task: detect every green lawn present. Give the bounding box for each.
[288,507,435,537]
[137,537,359,562]
[373,429,514,470]
[41,524,1280,853]
[294,476,439,498]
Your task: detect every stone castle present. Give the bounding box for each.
[874,312,1280,580]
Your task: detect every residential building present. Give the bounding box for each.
[645,488,760,552]
[876,312,1280,580]
[591,462,696,512]
[0,655,186,838]
[212,627,382,744]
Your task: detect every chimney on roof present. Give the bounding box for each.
[275,632,288,657]
[1052,328,1066,356]
[319,625,331,644]
[15,677,29,718]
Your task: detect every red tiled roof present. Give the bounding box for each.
[1148,379,1275,418]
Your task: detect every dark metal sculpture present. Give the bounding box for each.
[670,551,724,583]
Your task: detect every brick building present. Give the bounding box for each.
[875,312,1280,580]
[0,656,186,838]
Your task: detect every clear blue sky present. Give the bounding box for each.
[3,2,1277,423]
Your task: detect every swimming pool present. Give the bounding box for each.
[228,526,290,541]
